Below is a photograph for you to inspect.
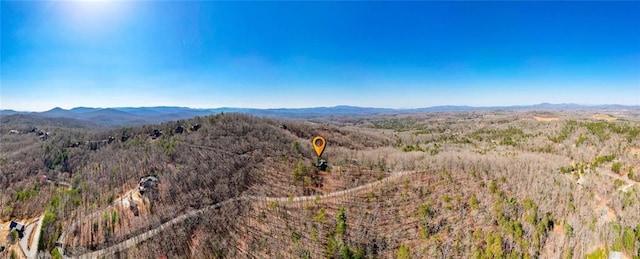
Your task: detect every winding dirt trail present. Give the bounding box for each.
[581,169,639,255]
[601,170,640,187]
[57,189,134,258]
[583,169,639,227]
[16,215,44,259]
[61,170,417,258]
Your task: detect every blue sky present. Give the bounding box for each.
[1,1,639,111]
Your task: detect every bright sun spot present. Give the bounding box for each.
[60,0,131,39]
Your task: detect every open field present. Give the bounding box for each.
[593,114,618,121]
[533,116,560,122]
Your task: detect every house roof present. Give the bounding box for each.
[9,221,25,231]
[140,176,159,183]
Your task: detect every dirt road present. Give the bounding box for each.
[57,189,134,258]
[18,215,44,259]
[64,170,417,258]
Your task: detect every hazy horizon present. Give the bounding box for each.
[3,102,639,113]
[2,1,639,111]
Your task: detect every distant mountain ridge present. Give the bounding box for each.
[1,103,638,127]
[0,113,99,129]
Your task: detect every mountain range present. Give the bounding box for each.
[0,103,638,127]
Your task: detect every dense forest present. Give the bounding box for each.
[1,110,639,258]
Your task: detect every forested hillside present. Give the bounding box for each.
[1,110,639,258]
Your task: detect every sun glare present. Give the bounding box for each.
[60,0,131,38]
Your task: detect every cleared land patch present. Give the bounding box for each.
[533,116,560,122]
[592,113,617,121]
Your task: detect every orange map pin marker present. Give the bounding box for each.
[312,136,326,157]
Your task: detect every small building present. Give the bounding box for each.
[139,176,159,195]
[150,130,162,139]
[314,159,328,171]
[9,221,25,232]
[9,221,25,238]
